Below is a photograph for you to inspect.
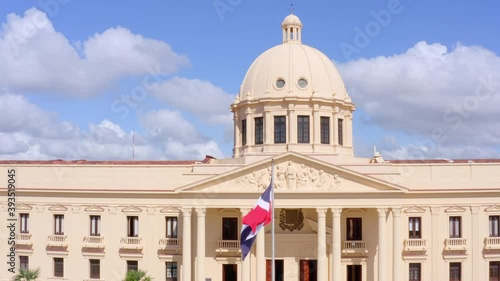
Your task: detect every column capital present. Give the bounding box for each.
[377,208,388,217]
[195,207,206,216]
[182,207,193,216]
[245,108,253,115]
[316,208,327,217]
[392,208,402,217]
[331,208,343,217]
[240,208,251,215]
[470,206,480,214]
[430,206,441,215]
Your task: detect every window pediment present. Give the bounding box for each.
[404,206,427,214]
[48,204,68,212]
[485,205,500,213]
[84,205,105,213]
[444,206,467,213]
[121,206,143,213]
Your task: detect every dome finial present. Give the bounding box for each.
[282,13,302,44]
[290,3,295,14]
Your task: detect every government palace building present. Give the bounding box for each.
[1,14,500,281]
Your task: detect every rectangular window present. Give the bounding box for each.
[166,262,178,281]
[127,260,138,272]
[20,213,29,233]
[90,215,101,236]
[274,116,286,143]
[19,256,29,271]
[297,115,310,143]
[54,215,64,235]
[320,116,330,144]
[222,217,238,240]
[491,261,500,281]
[166,217,178,238]
[449,216,461,238]
[241,119,247,146]
[409,217,422,239]
[409,263,421,281]
[90,259,100,279]
[490,216,500,237]
[127,216,139,237]
[54,258,64,277]
[254,117,263,144]
[450,262,461,281]
[346,264,362,281]
[346,218,362,241]
[338,119,344,146]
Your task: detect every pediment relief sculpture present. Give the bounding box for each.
[234,161,342,191]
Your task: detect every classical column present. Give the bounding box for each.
[331,208,342,281]
[264,107,272,145]
[313,105,320,146]
[233,113,240,154]
[377,208,388,281]
[392,208,402,281]
[240,208,251,281]
[430,207,442,281]
[333,107,339,146]
[182,207,192,281]
[256,230,266,281]
[471,206,482,280]
[317,208,327,281]
[195,208,206,281]
[288,104,297,144]
[245,108,253,146]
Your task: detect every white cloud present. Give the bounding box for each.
[0,8,189,96]
[0,93,224,160]
[339,41,500,158]
[151,76,234,123]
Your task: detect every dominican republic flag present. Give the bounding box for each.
[240,182,273,260]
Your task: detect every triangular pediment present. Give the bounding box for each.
[17,203,33,211]
[178,152,407,193]
[485,205,500,213]
[160,206,181,214]
[121,206,143,213]
[404,206,427,214]
[444,206,467,213]
[48,204,67,212]
[84,205,105,213]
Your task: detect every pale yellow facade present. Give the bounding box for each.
[1,14,500,281]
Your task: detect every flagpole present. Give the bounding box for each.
[271,159,275,281]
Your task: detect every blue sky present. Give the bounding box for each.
[1,1,499,160]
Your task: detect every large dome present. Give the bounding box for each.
[239,14,350,102]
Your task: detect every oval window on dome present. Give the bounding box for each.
[276,78,285,89]
[298,78,308,89]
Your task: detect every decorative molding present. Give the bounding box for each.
[485,205,500,213]
[392,208,402,216]
[230,161,343,191]
[48,204,68,212]
[181,207,192,216]
[444,206,467,213]
[343,208,366,213]
[108,206,118,214]
[195,208,206,216]
[430,207,441,215]
[279,209,304,231]
[146,207,156,215]
[36,205,45,213]
[84,205,105,213]
[377,208,388,216]
[121,206,143,213]
[240,208,251,215]
[404,206,427,214]
[331,208,343,217]
[217,208,240,213]
[316,208,327,217]
[17,203,33,211]
[71,206,81,214]
[160,206,181,214]
[470,206,480,214]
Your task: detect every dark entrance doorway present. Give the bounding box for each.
[266,259,284,281]
[347,265,362,281]
[300,260,317,281]
[223,264,237,281]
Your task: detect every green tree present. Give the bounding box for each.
[123,269,152,281]
[12,268,41,281]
